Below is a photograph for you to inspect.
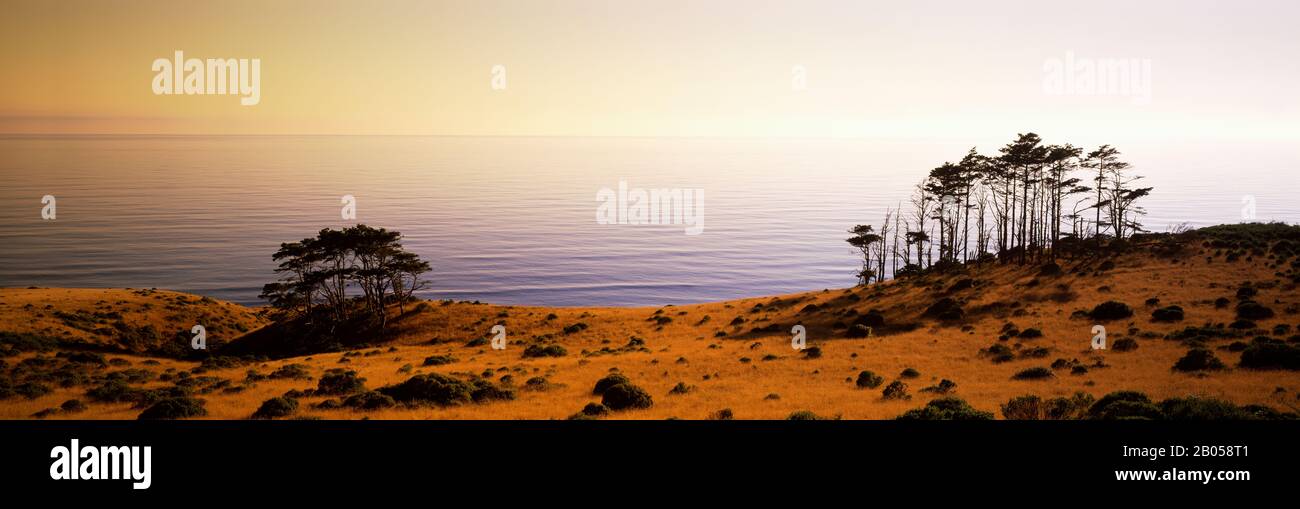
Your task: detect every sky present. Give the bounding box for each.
[1,0,1297,142]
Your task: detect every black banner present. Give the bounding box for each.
[0,420,1291,498]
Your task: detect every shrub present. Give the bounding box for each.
[1019,328,1043,339]
[668,382,694,395]
[924,298,964,321]
[709,408,734,420]
[251,397,299,419]
[137,397,207,420]
[1043,392,1095,420]
[1172,348,1226,372]
[422,355,456,366]
[1236,301,1275,320]
[982,343,1014,363]
[855,370,883,389]
[342,391,397,410]
[1089,301,1133,321]
[86,379,138,403]
[13,381,51,400]
[1088,391,1160,420]
[562,322,589,334]
[378,373,476,406]
[1151,306,1185,322]
[1159,396,1254,420]
[60,399,87,413]
[592,373,632,395]
[1011,367,1054,380]
[860,310,888,328]
[268,364,311,380]
[899,368,920,379]
[316,370,366,395]
[1112,338,1139,352]
[845,324,872,338]
[920,379,957,394]
[568,403,609,420]
[601,383,653,410]
[881,380,909,400]
[1238,339,1300,370]
[787,410,828,420]
[897,397,993,420]
[1001,395,1043,420]
[522,344,567,358]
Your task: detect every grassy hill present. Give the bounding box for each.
[2,224,1299,420]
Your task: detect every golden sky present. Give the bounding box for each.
[1,0,1296,140]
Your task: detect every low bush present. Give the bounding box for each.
[379,374,443,404]
[924,298,964,321]
[522,344,567,358]
[601,383,653,410]
[1011,367,1054,380]
[1172,348,1226,372]
[562,322,589,334]
[86,379,138,403]
[422,355,456,366]
[1001,395,1043,420]
[60,399,88,413]
[137,396,207,420]
[855,370,883,389]
[1236,301,1275,320]
[709,408,734,420]
[1089,301,1133,321]
[920,379,957,394]
[268,364,311,380]
[1151,306,1185,322]
[897,397,993,420]
[1112,338,1139,352]
[568,402,609,420]
[592,373,632,395]
[342,391,397,410]
[1238,338,1300,370]
[1088,391,1161,420]
[787,410,829,420]
[845,324,872,338]
[251,397,299,419]
[316,369,366,395]
[881,380,909,400]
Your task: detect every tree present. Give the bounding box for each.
[1082,145,1127,246]
[258,225,433,337]
[849,133,1150,284]
[846,225,881,285]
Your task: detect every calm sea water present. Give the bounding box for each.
[1,136,1296,306]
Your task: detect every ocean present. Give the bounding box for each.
[1,135,1295,306]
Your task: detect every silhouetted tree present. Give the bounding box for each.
[259,225,432,337]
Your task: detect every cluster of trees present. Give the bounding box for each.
[259,225,431,335]
[848,133,1152,284]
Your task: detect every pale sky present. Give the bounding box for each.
[1,0,1296,141]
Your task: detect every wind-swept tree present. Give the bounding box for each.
[847,224,881,285]
[848,132,1151,284]
[259,225,433,337]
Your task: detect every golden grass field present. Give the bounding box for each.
[2,237,1299,420]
